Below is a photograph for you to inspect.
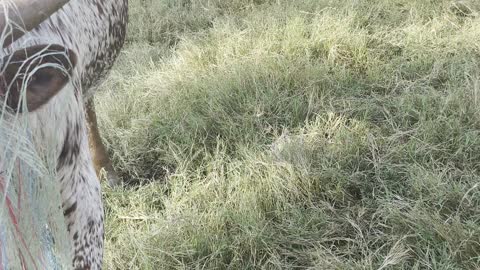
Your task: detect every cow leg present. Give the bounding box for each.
[86,98,121,186]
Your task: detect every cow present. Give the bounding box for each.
[0,0,127,268]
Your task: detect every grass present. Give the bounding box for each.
[96,0,480,269]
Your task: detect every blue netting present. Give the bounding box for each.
[0,115,71,269]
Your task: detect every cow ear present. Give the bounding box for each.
[0,44,77,112]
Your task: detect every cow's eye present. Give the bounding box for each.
[30,71,52,85]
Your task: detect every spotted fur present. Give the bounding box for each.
[2,0,128,269]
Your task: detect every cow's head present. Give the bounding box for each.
[0,0,74,113]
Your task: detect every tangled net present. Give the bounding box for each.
[0,119,71,269]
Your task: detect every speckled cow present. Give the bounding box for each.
[0,0,127,268]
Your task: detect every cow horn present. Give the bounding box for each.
[0,0,70,47]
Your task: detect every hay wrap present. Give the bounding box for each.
[0,118,72,269]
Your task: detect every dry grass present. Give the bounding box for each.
[96,0,480,269]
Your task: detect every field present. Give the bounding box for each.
[96,0,480,269]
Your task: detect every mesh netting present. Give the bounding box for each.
[0,118,71,269]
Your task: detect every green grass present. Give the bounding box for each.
[96,0,480,268]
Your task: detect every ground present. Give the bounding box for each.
[96,0,480,269]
